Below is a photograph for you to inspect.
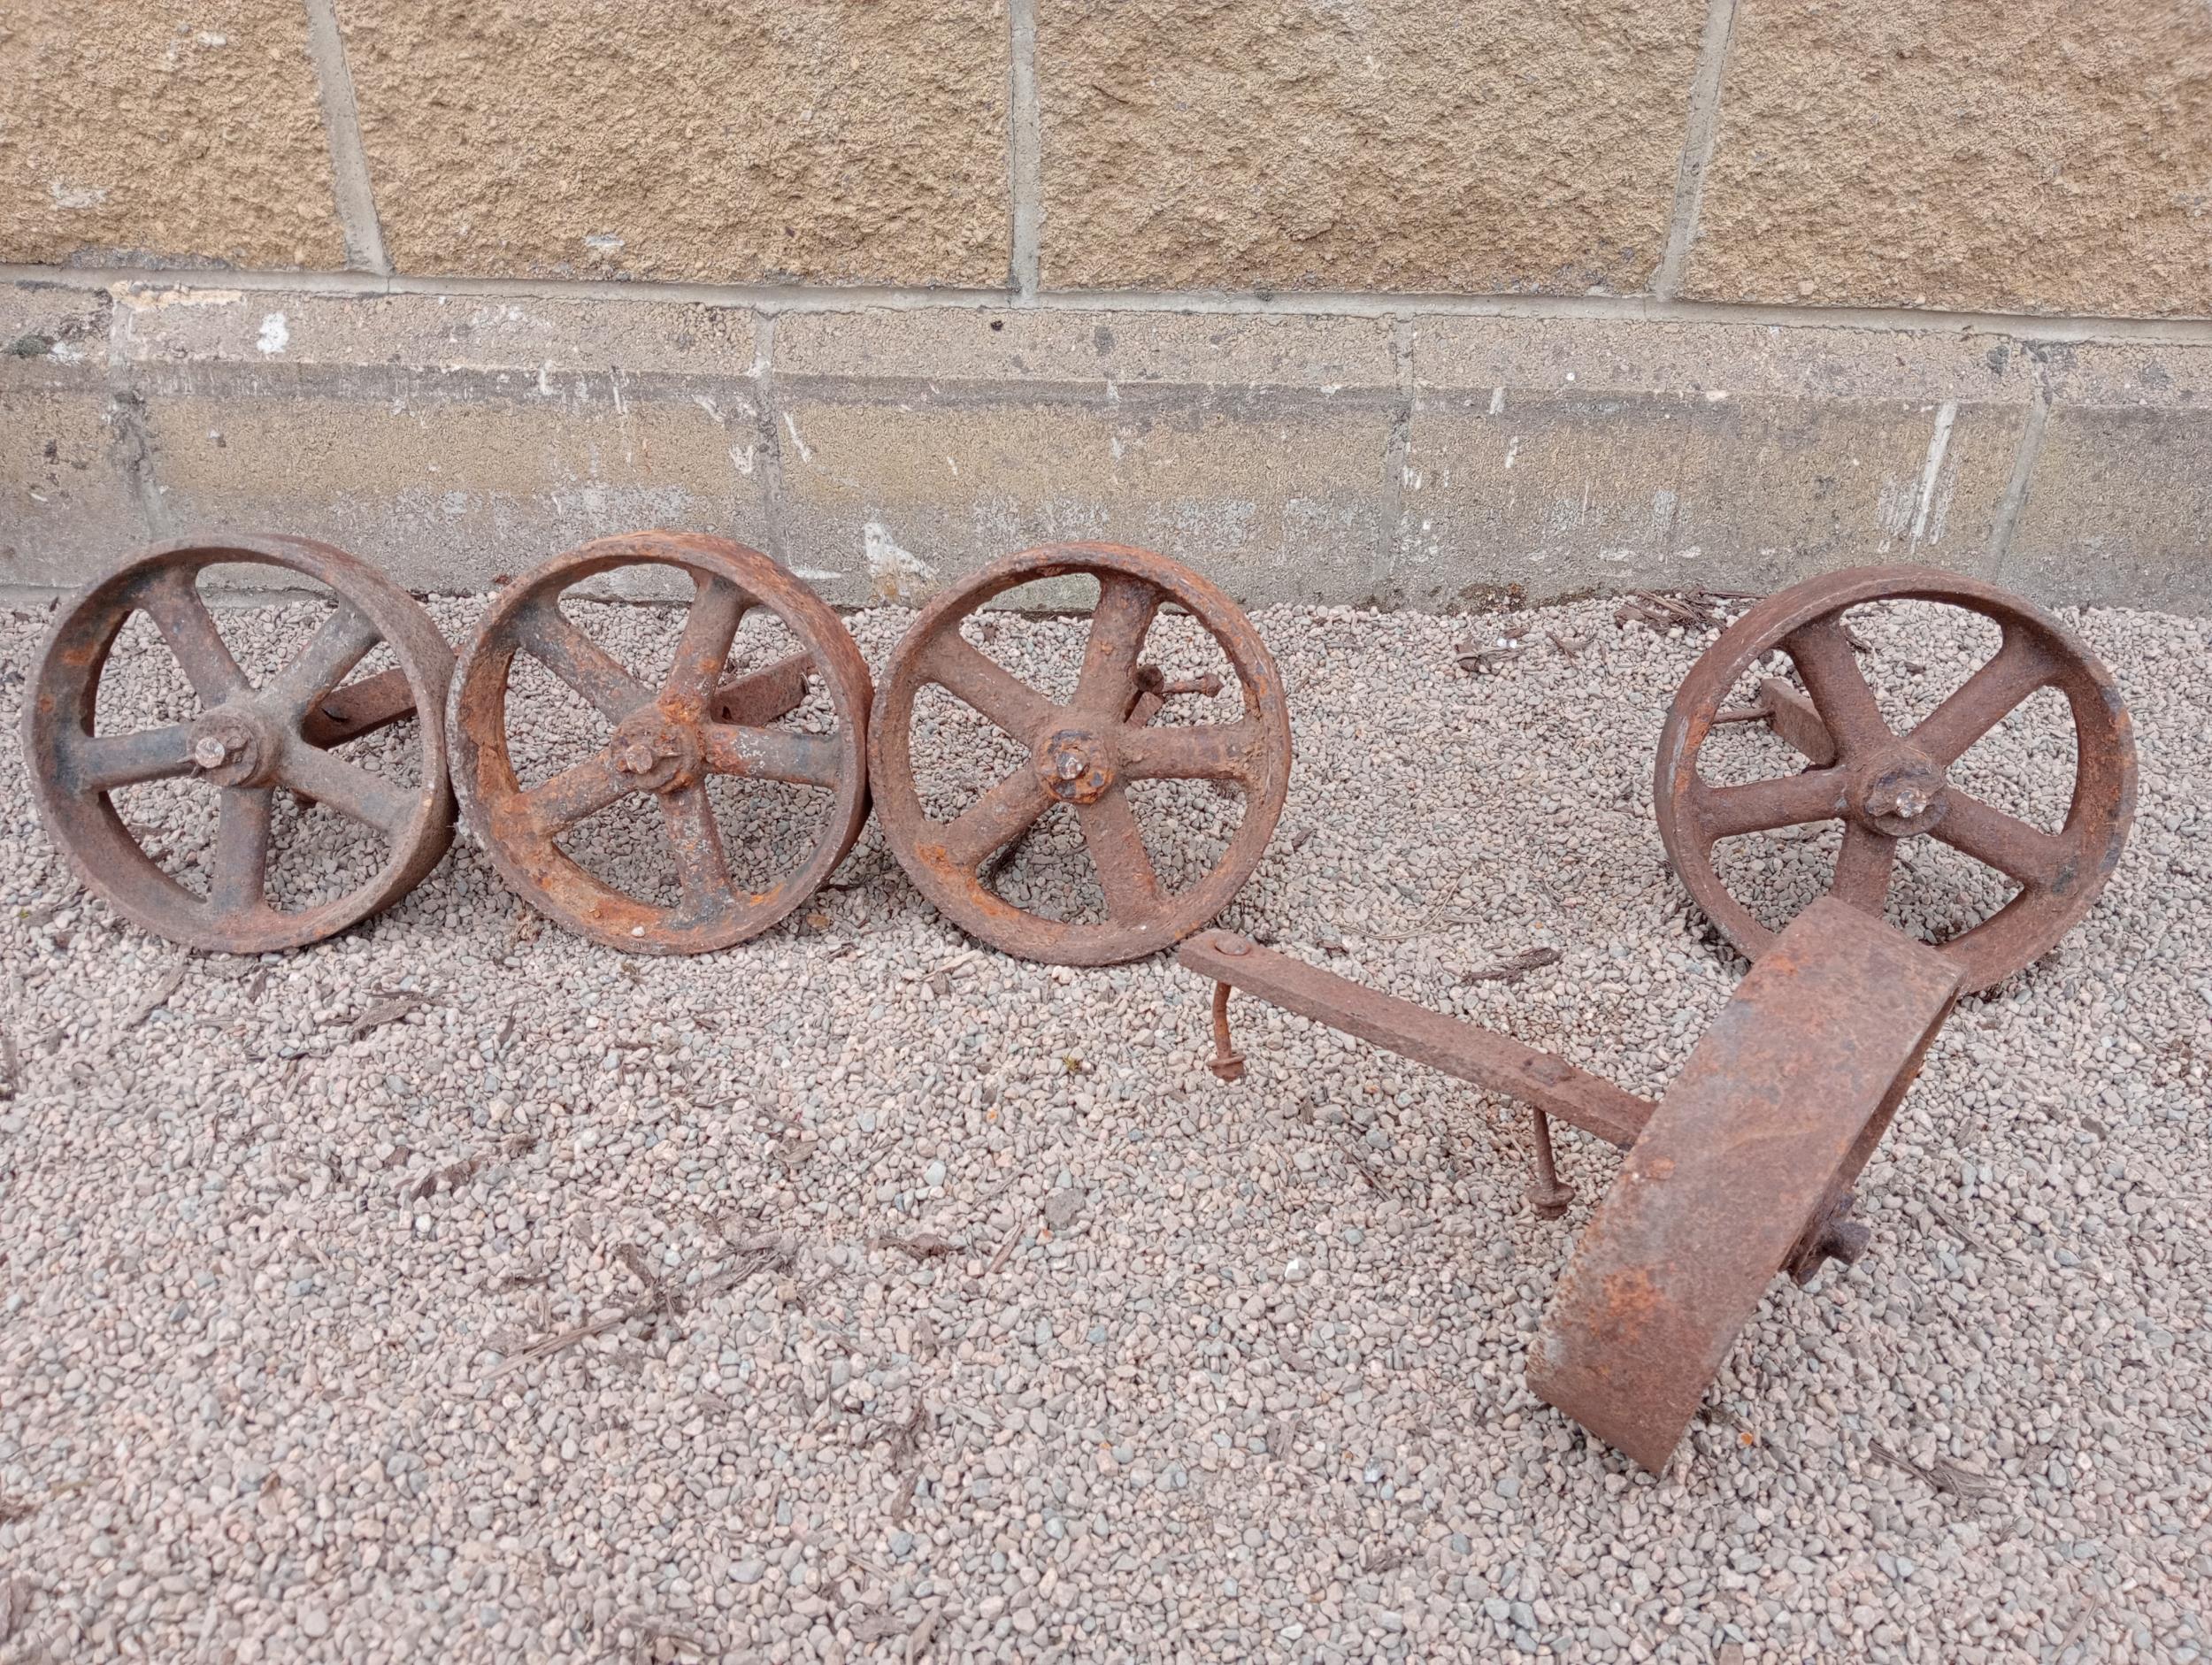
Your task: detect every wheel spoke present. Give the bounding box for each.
[280,743,413,834]
[1933,794,2070,889]
[1117,721,1263,785]
[210,786,274,914]
[1073,575,1162,716]
[919,633,1059,742]
[137,568,248,705]
[523,750,634,833]
[1829,823,1898,913]
[263,602,381,717]
[512,600,652,723]
[702,725,843,789]
[1075,788,1164,919]
[1693,768,1849,840]
[60,725,196,793]
[660,785,730,911]
[936,770,1054,872]
[1780,616,1891,756]
[663,577,749,721]
[1906,631,2055,767]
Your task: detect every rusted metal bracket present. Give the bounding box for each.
[709,651,812,729]
[1181,898,1970,1470]
[1711,675,1836,766]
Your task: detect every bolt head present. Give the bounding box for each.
[192,736,231,770]
[618,741,657,774]
[1056,752,1085,780]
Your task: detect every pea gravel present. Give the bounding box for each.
[1,584,2206,1665]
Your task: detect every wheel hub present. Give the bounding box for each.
[1036,728,1116,805]
[611,710,702,794]
[188,706,280,787]
[1853,749,1947,837]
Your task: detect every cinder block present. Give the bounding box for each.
[772,307,1399,606]
[0,0,343,269]
[2001,341,2212,612]
[1038,0,1705,293]
[1399,317,2034,606]
[1686,0,2212,316]
[341,0,1011,285]
[116,288,772,593]
[0,288,150,585]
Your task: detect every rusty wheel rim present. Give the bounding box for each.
[447,532,872,955]
[1655,564,2135,995]
[869,542,1292,966]
[1530,898,1965,1470]
[21,535,455,953]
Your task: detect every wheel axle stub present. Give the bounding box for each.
[1655,564,2136,994]
[22,534,455,953]
[445,531,871,955]
[869,541,1294,966]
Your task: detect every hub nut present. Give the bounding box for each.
[1038,729,1115,806]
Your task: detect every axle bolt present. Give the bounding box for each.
[192,736,234,770]
[618,740,660,775]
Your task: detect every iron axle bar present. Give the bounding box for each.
[1177,930,1653,1149]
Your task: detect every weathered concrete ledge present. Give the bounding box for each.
[4,279,2208,611]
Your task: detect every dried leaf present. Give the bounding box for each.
[0,1497,35,1524]
[349,991,425,1037]
[873,1232,956,1262]
[1460,946,1563,985]
[126,954,190,1030]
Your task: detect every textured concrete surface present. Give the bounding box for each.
[0,0,344,270]
[338,0,1011,285]
[0,288,146,582]
[772,308,1397,606]
[2005,341,2212,613]
[1398,318,2033,607]
[104,289,773,594]
[1037,0,1705,292]
[1686,0,2212,317]
[6,280,2212,610]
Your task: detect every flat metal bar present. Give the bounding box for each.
[1528,898,1964,1471]
[709,651,811,728]
[299,667,416,748]
[1177,930,1653,1148]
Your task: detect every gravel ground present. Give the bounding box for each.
[1,578,2207,1665]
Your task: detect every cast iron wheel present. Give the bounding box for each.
[1654,565,2135,995]
[869,541,1293,965]
[22,535,455,952]
[446,531,871,954]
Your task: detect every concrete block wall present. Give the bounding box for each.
[4,0,2208,609]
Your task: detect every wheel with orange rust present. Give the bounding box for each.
[868,542,1293,965]
[22,535,454,952]
[1654,565,2135,995]
[446,532,872,954]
